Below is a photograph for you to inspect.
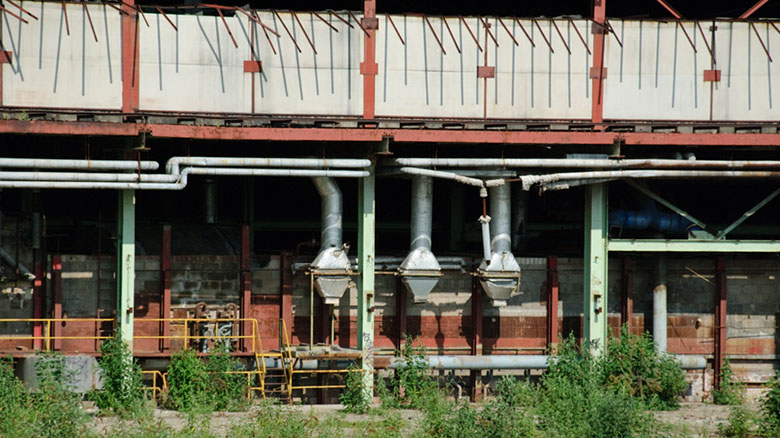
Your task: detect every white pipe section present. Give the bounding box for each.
[388,354,707,370]
[520,170,780,191]
[312,177,343,250]
[398,167,485,187]
[410,176,434,251]
[393,158,780,169]
[489,184,512,254]
[654,256,668,354]
[0,171,176,182]
[479,216,492,261]
[166,157,371,173]
[0,158,159,170]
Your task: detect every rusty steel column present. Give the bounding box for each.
[33,260,44,350]
[546,256,559,347]
[121,0,139,113]
[395,275,407,350]
[280,252,294,350]
[591,0,607,126]
[470,276,483,401]
[620,256,633,330]
[52,255,62,351]
[160,225,171,351]
[240,225,252,352]
[714,257,727,390]
[360,0,378,119]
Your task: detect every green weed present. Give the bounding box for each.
[340,364,370,414]
[89,333,147,418]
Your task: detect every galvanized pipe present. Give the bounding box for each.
[654,255,668,353]
[392,158,780,169]
[388,354,707,370]
[166,157,371,174]
[489,184,512,254]
[410,176,433,251]
[397,167,485,187]
[0,158,159,171]
[520,170,780,191]
[312,177,343,250]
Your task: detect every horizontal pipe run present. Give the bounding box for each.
[392,158,780,169]
[397,167,485,187]
[520,170,780,191]
[0,158,159,170]
[166,157,371,173]
[0,171,176,183]
[388,354,706,370]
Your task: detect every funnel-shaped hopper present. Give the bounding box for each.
[478,252,521,307]
[399,248,442,303]
[311,247,351,305]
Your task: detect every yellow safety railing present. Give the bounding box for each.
[279,318,361,401]
[141,370,167,398]
[0,318,115,351]
[135,318,267,399]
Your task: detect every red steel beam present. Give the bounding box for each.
[160,225,171,351]
[713,256,727,390]
[620,256,633,330]
[83,4,98,42]
[33,259,44,350]
[362,0,377,120]
[240,224,252,352]
[395,276,407,351]
[386,14,405,45]
[313,12,338,32]
[497,17,519,47]
[551,20,571,54]
[280,252,293,350]
[655,0,683,19]
[424,16,446,54]
[740,0,770,19]
[513,18,535,48]
[5,120,780,147]
[5,0,38,20]
[591,0,607,125]
[532,18,553,53]
[750,22,773,62]
[121,0,139,113]
[52,255,63,351]
[460,16,483,52]
[443,17,460,53]
[569,18,590,55]
[546,256,559,347]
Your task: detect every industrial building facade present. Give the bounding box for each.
[1,0,780,400]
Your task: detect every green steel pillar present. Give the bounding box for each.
[357,165,376,400]
[117,190,136,343]
[583,183,608,354]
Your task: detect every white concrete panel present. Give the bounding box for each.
[488,19,592,120]
[2,2,122,109]
[375,16,483,118]
[139,13,251,113]
[712,22,780,121]
[604,20,711,121]
[251,11,362,116]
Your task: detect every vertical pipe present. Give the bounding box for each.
[410,176,433,251]
[620,256,633,330]
[357,164,376,400]
[312,177,343,250]
[116,190,135,344]
[584,183,608,355]
[488,184,511,254]
[240,224,251,352]
[653,255,668,353]
[280,252,294,351]
[52,255,63,351]
[546,256,559,347]
[714,257,727,390]
[161,225,171,351]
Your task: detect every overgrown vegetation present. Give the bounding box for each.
[713,358,744,406]
[759,372,780,436]
[89,334,147,417]
[377,335,439,410]
[340,364,371,414]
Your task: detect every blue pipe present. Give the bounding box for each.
[609,209,696,234]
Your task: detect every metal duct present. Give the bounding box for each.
[654,255,668,354]
[310,177,351,306]
[478,184,521,307]
[400,176,442,303]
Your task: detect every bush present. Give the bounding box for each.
[340,364,370,413]
[0,356,35,437]
[90,334,146,416]
[381,335,438,409]
[31,352,91,438]
[165,348,210,411]
[718,405,755,438]
[713,358,744,406]
[602,325,688,409]
[230,400,338,438]
[494,375,536,408]
[203,341,247,411]
[760,372,780,436]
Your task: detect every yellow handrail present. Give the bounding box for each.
[0,318,115,351]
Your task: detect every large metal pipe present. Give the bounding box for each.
[393,158,780,169]
[410,176,433,251]
[489,184,512,254]
[520,170,780,191]
[0,158,159,170]
[397,167,485,187]
[654,255,668,354]
[388,354,707,370]
[166,157,371,173]
[312,177,342,250]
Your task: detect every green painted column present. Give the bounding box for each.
[583,183,608,354]
[357,165,376,399]
[117,190,136,343]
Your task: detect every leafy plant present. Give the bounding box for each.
[31,352,91,438]
[340,364,370,413]
[494,375,536,408]
[760,372,780,436]
[204,341,247,411]
[90,333,147,417]
[164,348,210,411]
[719,404,755,438]
[391,335,437,409]
[713,358,744,406]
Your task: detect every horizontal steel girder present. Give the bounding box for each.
[608,239,780,252]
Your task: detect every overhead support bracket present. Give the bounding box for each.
[654,0,683,19]
[717,186,780,239]
[740,0,770,19]
[626,180,708,231]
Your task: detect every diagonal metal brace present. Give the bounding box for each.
[717,186,780,239]
[626,180,708,231]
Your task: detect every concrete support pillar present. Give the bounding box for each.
[653,255,668,353]
[584,183,608,354]
[357,165,376,400]
[117,190,135,343]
